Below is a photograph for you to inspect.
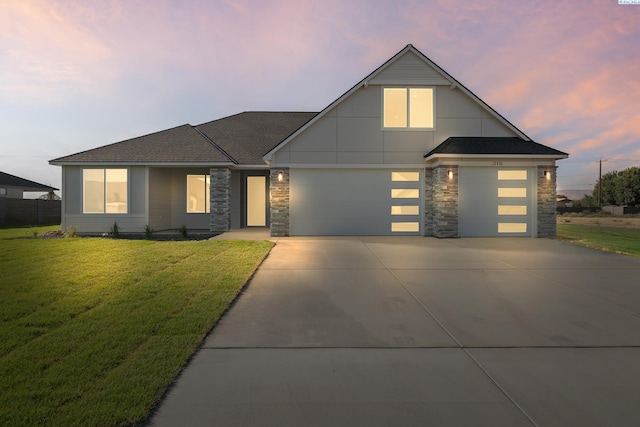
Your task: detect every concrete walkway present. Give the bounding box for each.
[210,227,274,241]
[149,237,640,426]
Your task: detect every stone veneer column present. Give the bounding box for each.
[424,168,434,236]
[431,166,458,238]
[270,168,290,237]
[537,165,557,237]
[210,168,231,233]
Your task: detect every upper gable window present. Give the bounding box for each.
[383,87,434,129]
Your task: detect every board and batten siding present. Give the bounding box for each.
[368,51,451,86]
[61,165,147,233]
[148,168,173,231]
[271,52,517,167]
[165,168,211,230]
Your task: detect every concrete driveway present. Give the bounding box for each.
[149,237,640,426]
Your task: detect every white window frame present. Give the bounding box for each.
[82,168,129,214]
[383,87,435,130]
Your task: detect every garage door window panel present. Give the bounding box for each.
[391,205,420,215]
[498,223,528,233]
[392,189,420,198]
[498,188,527,198]
[391,171,420,182]
[391,222,420,232]
[498,170,527,180]
[498,205,527,215]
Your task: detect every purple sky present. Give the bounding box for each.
[2,0,639,196]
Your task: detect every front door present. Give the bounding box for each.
[246,176,266,226]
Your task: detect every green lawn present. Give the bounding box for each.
[0,228,273,426]
[557,224,640,258]
[0,224,61,239]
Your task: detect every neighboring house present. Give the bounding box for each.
[50,44,568,237]
[0,171,60,226]
[0,171,58,199]
[557,197,573,208]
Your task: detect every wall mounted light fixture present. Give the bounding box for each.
[277,171,284,182]
[448,169,454,179]
[544,170,551,180]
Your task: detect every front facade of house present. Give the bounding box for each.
[51,45,567,238]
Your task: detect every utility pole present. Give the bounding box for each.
[597,158,607,208]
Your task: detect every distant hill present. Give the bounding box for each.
[558,189,591,200]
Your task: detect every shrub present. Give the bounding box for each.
[110,221,120,238]
[65,226,78,238]
[144,224,154,240]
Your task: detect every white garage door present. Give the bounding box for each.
[290,169,422,236]
[458,168,533,237]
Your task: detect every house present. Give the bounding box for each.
[50,44,568,237]
[0,171,60,226]
[0,171,58,199]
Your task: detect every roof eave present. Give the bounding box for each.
[49,161,237,167]
[424,153,569,162]
[407,46,530,140]
[264,45,420,162]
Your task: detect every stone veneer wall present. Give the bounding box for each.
[427,166,458,238]
[537,165,557,237]
[210,168,231,232]
[270,168,289,237]
[424,168,434,236]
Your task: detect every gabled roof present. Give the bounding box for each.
[264,44,532,161]
[197,112,317,164]
[0,171,58,191]
[50,112,316,166]
[424,137,568,159]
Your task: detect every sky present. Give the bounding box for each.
[1,0,640,197]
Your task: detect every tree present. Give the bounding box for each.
[588,166,640,207]
[38,190,61,201]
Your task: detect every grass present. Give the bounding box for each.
[557,224,640,258]
[0,227,273,426]
[0,224,61,239]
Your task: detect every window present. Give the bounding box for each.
[498,223,527,233]
[391,222,420,232]
[391,206,420,215]
[498,205,527,215]
[498,170,527,180]
[498,188,527,198]
[383,87,434,128]
[0,188,6,196]
[391,171,420,182]
[83,169,128,214]
[391,189,420,199]
[187,175,210,213]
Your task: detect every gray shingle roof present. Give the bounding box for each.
[50,125,231,164]
[196,112,317,164]
[0,171,58,191]
[425,137,568,157]
[50,112,317,165]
